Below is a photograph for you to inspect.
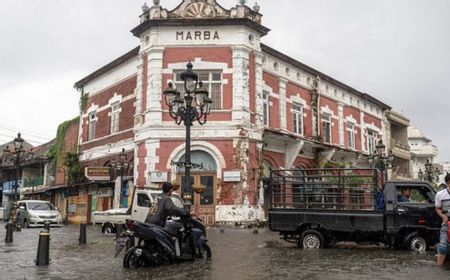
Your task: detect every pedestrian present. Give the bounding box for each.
[435,173,450,266]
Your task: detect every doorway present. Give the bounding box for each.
[179,174,216,226]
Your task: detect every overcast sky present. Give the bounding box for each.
[1,0,449,161]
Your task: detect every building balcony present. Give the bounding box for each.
[23,176,44,188]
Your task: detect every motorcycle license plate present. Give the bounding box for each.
[114,237,128,258]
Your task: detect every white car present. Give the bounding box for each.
[17,200,63,227]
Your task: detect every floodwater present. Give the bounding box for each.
[0,222,448,280]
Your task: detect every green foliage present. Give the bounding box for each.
[46,117,79,167]
[64,151,84,184]
[79,93,89,114]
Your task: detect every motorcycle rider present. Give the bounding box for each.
[435,173,450,266]
[146,181,189,235]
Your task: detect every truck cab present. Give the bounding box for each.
[93,188,184,233]
[384,181,440,250]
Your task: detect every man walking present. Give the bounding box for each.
[435,173,450,265]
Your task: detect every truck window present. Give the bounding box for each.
[137,194,151,207]
[396,185,434,203]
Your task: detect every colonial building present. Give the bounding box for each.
[408,126,439,180]
[385,111,411,180]
[74,0,391,224]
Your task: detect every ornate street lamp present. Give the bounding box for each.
[418,169,424,181]
[369,139,394,182]
[423,159,440,183]
[2,133,34,233]
[163,62,212,208]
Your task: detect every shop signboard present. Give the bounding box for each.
[85,167,110,181]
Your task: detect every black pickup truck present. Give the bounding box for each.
[268,168,441,251]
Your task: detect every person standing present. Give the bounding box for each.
[435,173,450,265]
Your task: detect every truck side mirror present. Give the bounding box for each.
[19,206,25,210]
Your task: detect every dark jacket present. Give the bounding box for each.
[146,193,187,227]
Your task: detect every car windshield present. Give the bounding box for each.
[28,202,55,211]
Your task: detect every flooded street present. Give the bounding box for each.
[0,223,448,280]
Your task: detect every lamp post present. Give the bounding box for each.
[368,139,394,183]
[110,148,129,208]
[2,133,34,227]
[422,159,440,183]
[163,62,212,208]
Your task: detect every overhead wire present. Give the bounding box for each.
[0,123,53,139]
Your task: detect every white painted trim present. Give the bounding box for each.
[164,60,232,74]
[166,141,226,179]
[366,122,382,132]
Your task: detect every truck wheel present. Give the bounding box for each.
[299,229,324,249]
[404,233,427,252]
[102,223,115,234]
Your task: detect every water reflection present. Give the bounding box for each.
[0,224,448,280]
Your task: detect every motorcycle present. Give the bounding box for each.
[116,215,211,268]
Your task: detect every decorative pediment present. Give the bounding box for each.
[171,0,230,19]
[140,0,262,23]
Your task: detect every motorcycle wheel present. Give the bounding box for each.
[197,243,212,260]
[123,247,144,269]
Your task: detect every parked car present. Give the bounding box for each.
[17,200,63,228]
[93,188,184,233]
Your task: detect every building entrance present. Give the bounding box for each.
[175,150,217,225]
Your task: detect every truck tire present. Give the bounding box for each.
[404,232,427,252]
[102,223,115,234]
[299,229,324,249]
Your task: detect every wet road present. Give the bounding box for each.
[0,222,448,280]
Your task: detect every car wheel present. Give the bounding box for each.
[299,229,324,249]
[102,223,115,234]
[404,232,427,252]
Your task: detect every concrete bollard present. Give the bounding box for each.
[125,232,135,252]
[44,221,51,232]
[5,222,14,243]
[220,228,225,233]
[79,223,87,245]
[35,230,50,266]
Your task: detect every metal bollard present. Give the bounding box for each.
[35,230,50,266]
[79,223,87,245]
[5,222,14,243]
[125,232,135,252]
[115,224,124,240]
[44,221,51,232]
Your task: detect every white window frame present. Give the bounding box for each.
[262,90,270,126]
[347,122,355,149]
[88,111,97,141]
[292,102,304,135]
[322,113,332,143]
[367,130,377,154]
[110,101,120,134]
[174,70,222,110]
